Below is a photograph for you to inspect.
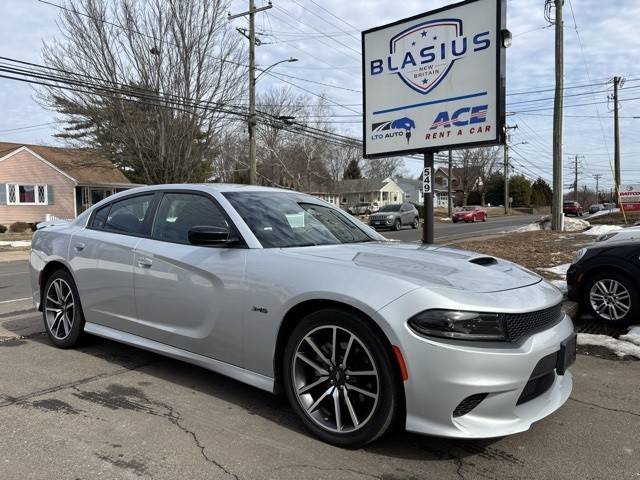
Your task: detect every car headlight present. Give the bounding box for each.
[408,309,506,341]
[572,248,587,264]
[597,232,618,242]
[386,215,394,220]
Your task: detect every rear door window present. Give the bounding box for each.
[91,204,111,229]
[104,194,154,236]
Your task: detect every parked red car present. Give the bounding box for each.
[452,206,487,223]
[563,201,584,216]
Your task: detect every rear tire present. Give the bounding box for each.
[412,217,419,229]
[282,309,399,448]
[42,269,85,349]
[584,272,638,326]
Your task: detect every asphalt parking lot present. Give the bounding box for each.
[0,259,639,479]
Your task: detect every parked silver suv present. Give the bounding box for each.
[348,202,379,215]
[369,203,419,230]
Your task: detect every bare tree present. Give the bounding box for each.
[362,156,407,180]
[475,147,500,206]
[326,141,361,183]
[39,0,246,184]
[256,87,306,186]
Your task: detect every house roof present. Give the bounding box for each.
[394,177,421,192]
[0,142,131,186]
[334,178,388,194]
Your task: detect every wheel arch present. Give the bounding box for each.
[273,299,406,422]
[38,260,74,311]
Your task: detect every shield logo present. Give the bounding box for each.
[388,18,464,96]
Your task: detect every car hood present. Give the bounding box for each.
[284,242,542,294]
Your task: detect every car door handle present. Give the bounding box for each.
[73,242,86,251]
[137,257,153,268]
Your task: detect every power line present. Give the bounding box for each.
[285,0,360,42]
[272,4,360,57]
[566,0,612,170]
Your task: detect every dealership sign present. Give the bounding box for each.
[362,0,506,158]
[620,184,640,211]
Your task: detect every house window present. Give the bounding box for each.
[6,184,48,205]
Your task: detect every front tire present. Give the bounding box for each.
[42,269,85,348]
[282,309,399,448]
[393,219,401,231]
[584,272,638,326]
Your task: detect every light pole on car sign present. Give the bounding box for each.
[362,0,510,244]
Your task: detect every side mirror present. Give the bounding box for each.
[188,225,238,246]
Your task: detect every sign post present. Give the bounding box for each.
[362,0,507,243]
[423,153,434,243]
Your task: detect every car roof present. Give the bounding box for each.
[82,183,309,217]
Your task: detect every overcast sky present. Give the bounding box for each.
[1,0,639,190]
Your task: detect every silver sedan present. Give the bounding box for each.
[29,184,576,447]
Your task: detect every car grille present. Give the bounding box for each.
[502,304,564,343]
[369,214,387,222]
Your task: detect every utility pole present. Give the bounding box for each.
[593,173,602,202]
[550,0,564,231]
[612,76,623,197]
[229,1,273,185]
[569,154,584,201]
[503,125,518,214]
[447,150,453,218]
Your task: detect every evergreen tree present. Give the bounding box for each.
[509,175,533,207]
[343,159,362,180]
[530,177,553,206]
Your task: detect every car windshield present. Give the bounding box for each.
[461,207,477,211]
[564,202,575,206]
[224,191,375,248]
[379,204,401,212]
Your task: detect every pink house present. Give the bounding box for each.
[0,142,138,225]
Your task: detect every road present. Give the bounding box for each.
[0,309,638,480]
[382,214,541,243]
[0,260,32,313]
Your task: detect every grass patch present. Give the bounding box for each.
[589,211,640,225]
[451,230,593,280]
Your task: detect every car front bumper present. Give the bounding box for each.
[377,286,574,438]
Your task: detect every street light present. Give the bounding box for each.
[248,57,298,185]
[255,57,298,82]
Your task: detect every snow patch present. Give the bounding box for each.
[511,223,541,233]
[0,240,31,248]
[582,225,623,236]
[537,215,590,232]
[540,263,571,276]
[588,208,620,219]
[578,333,640,359]
[549,279,567,293]
[620,326,640,347]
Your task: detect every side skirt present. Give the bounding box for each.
[84,322,275,393]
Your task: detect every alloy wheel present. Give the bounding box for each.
[589,279,631,321]
[45,278,75,340]
[291,325,379,434]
